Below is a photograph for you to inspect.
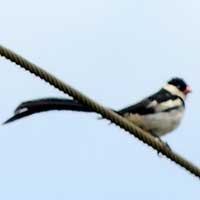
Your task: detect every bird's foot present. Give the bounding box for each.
[155,137,172,156]
[157,137,171,150]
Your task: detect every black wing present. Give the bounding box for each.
[117,89,178,115]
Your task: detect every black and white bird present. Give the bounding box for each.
[4,77,191,139]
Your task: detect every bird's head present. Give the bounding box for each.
[164,77,191,100]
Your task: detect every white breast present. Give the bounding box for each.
[125,107,185,137]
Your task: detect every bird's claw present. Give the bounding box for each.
[156,137,172,156]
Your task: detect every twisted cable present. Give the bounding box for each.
[0,44,199,178]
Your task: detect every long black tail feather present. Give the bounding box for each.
[3,98,94,124]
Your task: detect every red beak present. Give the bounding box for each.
[184,86,192,94]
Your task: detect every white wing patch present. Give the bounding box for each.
[147,100,158,108]
[155,98,182,112]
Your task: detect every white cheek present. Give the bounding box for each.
[164,84,186,100]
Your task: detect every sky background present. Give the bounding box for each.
[0,0,200,199]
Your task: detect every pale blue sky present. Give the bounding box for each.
[0,0,200,199]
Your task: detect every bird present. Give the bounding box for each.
[3,77,191,142]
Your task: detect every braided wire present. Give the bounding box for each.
[0,44,200,178]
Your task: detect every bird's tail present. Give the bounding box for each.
[3,98,94,124]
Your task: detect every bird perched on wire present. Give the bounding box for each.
[4,77,191,141]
